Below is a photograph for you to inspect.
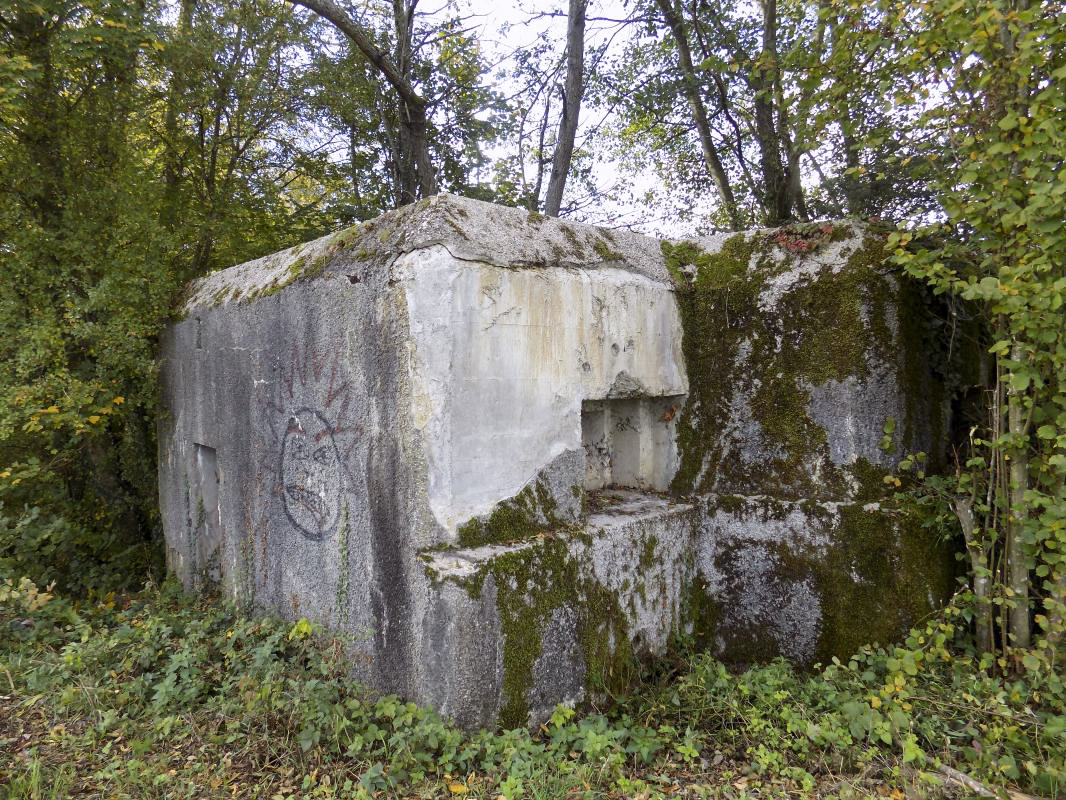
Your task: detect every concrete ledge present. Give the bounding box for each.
[417,490,697,729]
[692,493,957,666]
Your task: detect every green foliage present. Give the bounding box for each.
[645,604,1064,796]
[0,0,180,592]
[0,0,506,594]
[829,0,1066,655]
[1,581,1062,797]
[601,0,934,228]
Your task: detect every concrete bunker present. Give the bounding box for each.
[158,195,956,730]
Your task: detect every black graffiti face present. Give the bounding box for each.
[280,408,343,540]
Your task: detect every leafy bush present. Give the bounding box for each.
[638,605,1064,796]
[1,580,1061,798]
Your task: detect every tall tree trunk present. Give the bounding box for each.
[529,93,552,211]
[1006,341,1031,650]
[840,122,863,215]
[826,13,864,216]
[655,0,740,230]
[291,0,437,203]
[752,0,791,225]
[543,0,586,217]
[408,101,435,201]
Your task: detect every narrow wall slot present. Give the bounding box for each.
[193,443,222,581]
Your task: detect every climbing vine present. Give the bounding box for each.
[831,0,1066,662]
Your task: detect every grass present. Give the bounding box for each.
[0,576,1062,799]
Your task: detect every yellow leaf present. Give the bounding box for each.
[448,783,469,795]
[113,396,125,404]
[42,406,59,414]
[88,415,101,424]
[287,618,315,641]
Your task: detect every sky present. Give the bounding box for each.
[455,0,703,236]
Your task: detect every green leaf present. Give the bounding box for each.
[288,618,313,641]
[902,734,924,763]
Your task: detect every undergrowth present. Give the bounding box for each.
[0,577,1062,799]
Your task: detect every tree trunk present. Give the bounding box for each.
[655,0,740,230]
[543,0,586,217]
[290,0,437,202]
[953,495,993,654]
[1006,341,1031,650]
[529,93,552,211]
[826,13,864,216]
[408,100,436,202]
[751,0,792,225]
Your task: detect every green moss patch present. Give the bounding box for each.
[593,237,624,262]
[430,536,635,728]
[456,479,565,548]
[665,226,945,502]
[810,502,959,661]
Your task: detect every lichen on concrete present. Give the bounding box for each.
[180,194,677,317]
[665,223,947,503]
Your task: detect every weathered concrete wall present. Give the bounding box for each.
[160,195,693,727]
[663,223,957,665]
[398,244,687,536]
[159,257,426,695]
[159,196,957,730]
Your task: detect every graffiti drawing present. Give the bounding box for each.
[281,407,344,539]
[255,341,363,541]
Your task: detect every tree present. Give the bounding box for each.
[158,0,332,276]
[542,0,587,217]
[0,0,177,589]
[290,0,437,204]
[602,0,933,229]
[840,0,1066,658]
[652,0,740,228]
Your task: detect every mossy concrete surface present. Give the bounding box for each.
[694,493,957,666]
[665,222,957,666]
[419,491,697,730]
[665,223,949,503]
[180,194,672,315]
